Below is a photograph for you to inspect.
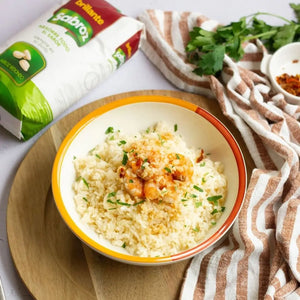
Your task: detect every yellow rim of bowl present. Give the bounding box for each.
[52,95,247,264]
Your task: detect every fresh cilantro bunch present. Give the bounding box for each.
[186,3,300,76]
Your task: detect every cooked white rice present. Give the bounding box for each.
[73,122,227,257]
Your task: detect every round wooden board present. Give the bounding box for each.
[7,90,255,300]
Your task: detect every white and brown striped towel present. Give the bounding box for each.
[138,10,300,299]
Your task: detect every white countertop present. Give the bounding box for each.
[0,0,294,298]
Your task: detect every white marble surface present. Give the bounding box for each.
[0,0,294,298]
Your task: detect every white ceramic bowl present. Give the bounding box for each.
[261,42,300,104]
[52,95,247,265]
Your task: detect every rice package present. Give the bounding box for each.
[0,0,144,140]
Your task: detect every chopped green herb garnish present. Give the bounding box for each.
[95,154,101,159]
[145,128,150,133]
[107,199,116,204]
[129,179,134,183]
[174,124,178,132]
[73,156,77,160]
[193,185,203,192]
[176,153,180,159]
[200,162,206,167]
[122,242,126,248]
[122,151,128,165]
[207,195,222,204]
[195,202,202,208]
[118,140,127,146]
[76,176,81,182]
[82,177,89,188]
[157,134,165,145]
[211,221,217,226]
[184,192,188,198]
[141,158,148,170]
[108,192,117,198]
[221,206,226,212]
[82,197,88,202]
[108,208,117,210]
[116,200,131,206]
[88,147,96,154]
[190,194,197,198]
[105,126,114,134]
[164,167,172,173]
[109,135,115,140]
[211,208,219,215]
[181,199,188,202]
[133,200,145,206]
[193,227,200,232]
[202,177,206,183]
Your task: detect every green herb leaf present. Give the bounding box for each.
[82,177,89,188]
[193,185,203,192]
[195,201,202,208]
[108,192,116,198]
[107,199,116,204]
[186,6,300,76]
[116,200,131,207]
[192,227,200,232]
[207,195,222,205]
[82,197,88,202]
[133,200,145,206]
[95,154,101,159]
[164,167,172,173]
[122,242,126,248]
[181,199,188,202]
[174,124,178,132]
[290,3,300,22]
[157,134,166,145]
[211,208,219,215]
[105,126,114,134]
[122,151,128,165]
[176,153,181,159]
[118,140,127,146]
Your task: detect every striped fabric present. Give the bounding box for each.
[138,10,300,299]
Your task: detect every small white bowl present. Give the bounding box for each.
[261,42,300,104]
[52,95,247,265]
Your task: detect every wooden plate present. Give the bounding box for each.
[7,90,255,300]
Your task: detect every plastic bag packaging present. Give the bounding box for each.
[0,0,144,140]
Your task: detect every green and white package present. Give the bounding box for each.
[0,0,144,140]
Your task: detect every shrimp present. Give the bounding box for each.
[118,166,144,198]
[144,176,177,202]
[167,153,194,182]
[144,180,161,201]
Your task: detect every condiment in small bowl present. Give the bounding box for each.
[260,42,300,104]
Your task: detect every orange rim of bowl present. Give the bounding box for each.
[52,95,247,264]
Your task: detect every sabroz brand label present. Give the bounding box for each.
[48,8,94,46]
[0,0,144,140]
[48,0,122,46]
